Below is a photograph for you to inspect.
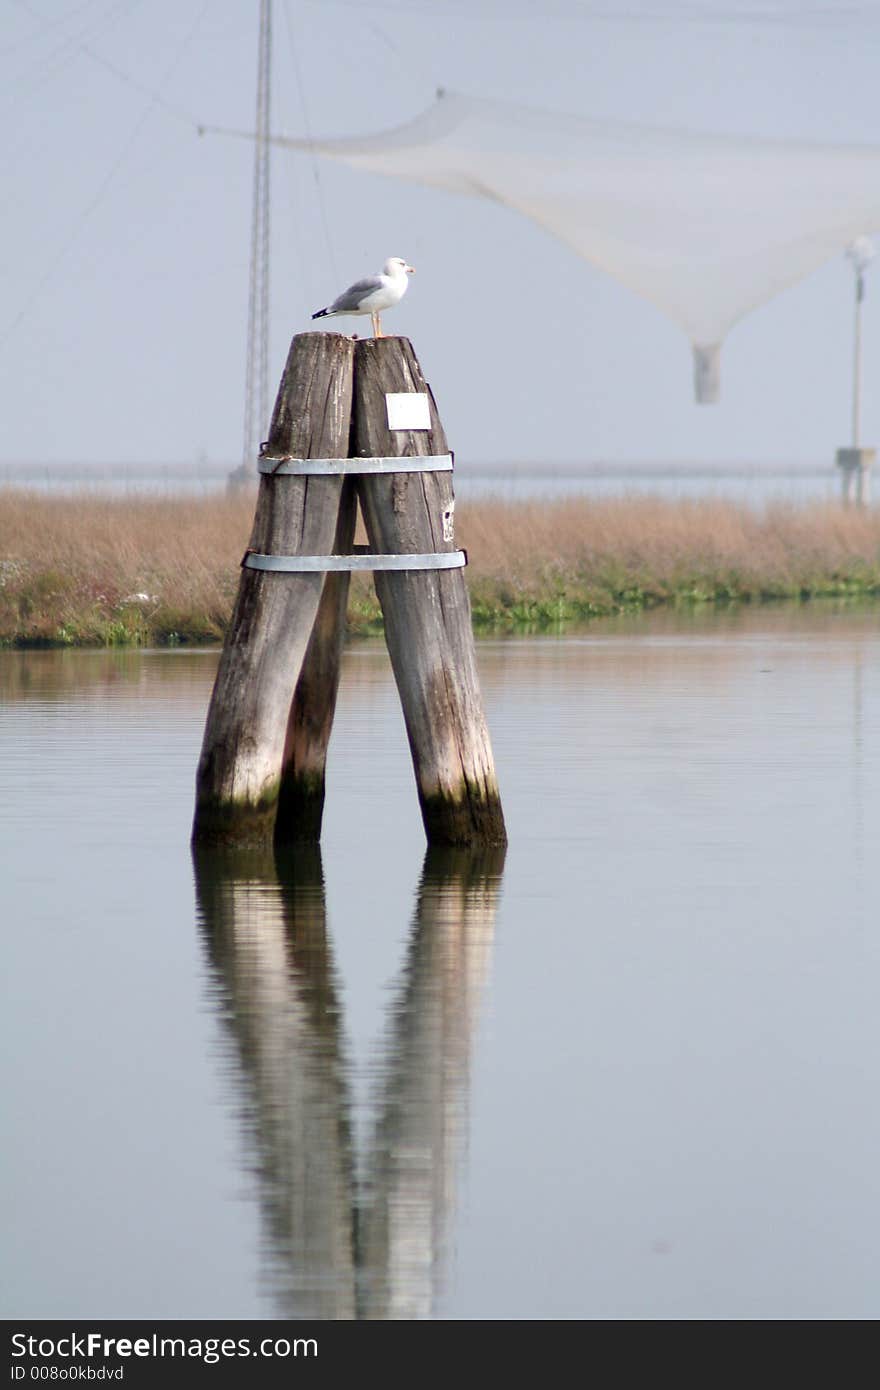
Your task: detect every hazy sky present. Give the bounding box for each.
[3,0,880,469]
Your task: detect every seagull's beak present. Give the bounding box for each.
[406,264,415,274]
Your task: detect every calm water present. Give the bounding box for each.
[2,606,879,1320]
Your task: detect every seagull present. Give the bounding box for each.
[312,257,415,338]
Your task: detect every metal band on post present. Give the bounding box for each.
[259,453,454,476]
[242,548,467,573]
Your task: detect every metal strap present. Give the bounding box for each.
[242,549,467,573]
[258,453,453,476]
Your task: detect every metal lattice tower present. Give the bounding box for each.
[242,0,272,476]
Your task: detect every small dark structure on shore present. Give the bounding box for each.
[192,333,506,850]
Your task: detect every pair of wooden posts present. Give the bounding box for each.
[192,332,506,849]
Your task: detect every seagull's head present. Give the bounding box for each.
[384,256,415,276]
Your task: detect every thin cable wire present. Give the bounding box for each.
[4,0,205,128]
[301,0,880,24]
[78,43,205,126]
[1,0,107,58]
[282,0,338,284]
[2,0,146,106]
[0,0,212,350]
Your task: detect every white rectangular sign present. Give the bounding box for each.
[385,392,431,431]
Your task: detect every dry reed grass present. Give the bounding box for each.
[460,495,880,621]
[1,488,878,645]
[0,490,247,645]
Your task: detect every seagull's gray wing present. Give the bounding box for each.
[330,275,384,312]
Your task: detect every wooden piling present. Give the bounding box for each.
[354,337,507,847]
[192,333,354,847]
[274,477,357,842]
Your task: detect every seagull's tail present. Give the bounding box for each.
[311,307,331,320]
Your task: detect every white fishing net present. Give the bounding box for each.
[271,90,880,400]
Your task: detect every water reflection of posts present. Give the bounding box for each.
[193,844,357,1319]
[358,846,506,1320]
[192,845,505,1320]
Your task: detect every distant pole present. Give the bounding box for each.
[852,265,864,448]
[231,0,272,490]
[837,237,875,507]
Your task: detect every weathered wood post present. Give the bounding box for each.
[354,338,506,846]
[275,477,357,841]
[192,334,354,846]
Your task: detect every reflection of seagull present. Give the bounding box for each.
[312,257,414,339]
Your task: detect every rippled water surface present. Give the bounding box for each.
[2,606,879,1319]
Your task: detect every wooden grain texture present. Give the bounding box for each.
[192,333,354,846]
[353,337,506,846]
[275,477,357,842]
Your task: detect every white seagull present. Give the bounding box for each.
[312,256,415,338]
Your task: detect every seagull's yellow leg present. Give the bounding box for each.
[372,311,383,338]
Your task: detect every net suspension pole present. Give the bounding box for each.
[853,268,864,449]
